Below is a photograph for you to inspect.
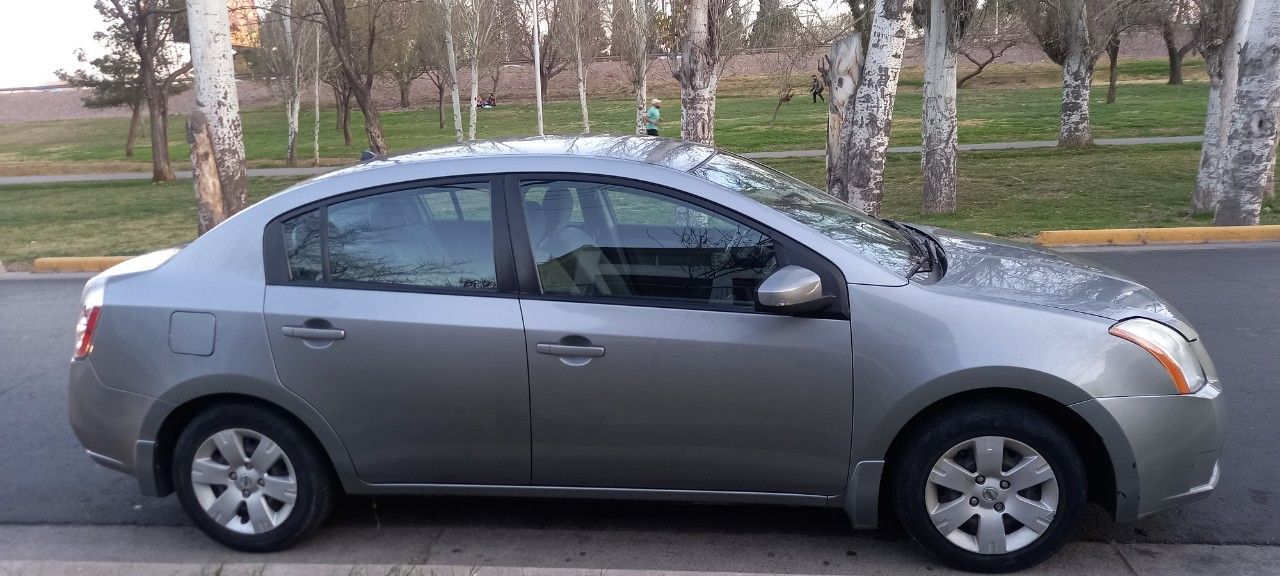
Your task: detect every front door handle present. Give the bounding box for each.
[536,343,605,357]
[282,326,346,340]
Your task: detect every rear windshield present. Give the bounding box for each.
[691,153,914,275]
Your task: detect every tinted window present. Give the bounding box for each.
[282,210,322,281]
[280,183,498,290]
[692,153,915,276]
[522,179,777,308]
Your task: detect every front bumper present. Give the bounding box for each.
[68,359,170,492]
[1072,381,1225,521]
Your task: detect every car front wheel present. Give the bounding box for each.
[172,403,335,552]
[891,402,1087,573]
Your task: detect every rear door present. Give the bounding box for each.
[511,176,854,495]
[262,177,530,485]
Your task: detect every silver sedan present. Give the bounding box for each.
[68,136,1224,572]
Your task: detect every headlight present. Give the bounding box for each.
[1109,318,1206,395]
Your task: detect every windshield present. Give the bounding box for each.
[692,153,915,275]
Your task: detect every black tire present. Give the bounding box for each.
[890,402,1087,573]
[172,403,336,552]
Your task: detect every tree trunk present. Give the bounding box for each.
[921,0,958,215]
[672,0,718,146]
[437,82,446,129]
[351,86,387,154]
[468,49,480,139]
[442,0,464,142]
[283,4,300,167]
[1059,0,1095,148]
[1105,32,1119,105]
[1195,0,1254,213]
[1215,0,1280,225]
[1163,20,1184,85]
[399,81,412,108]
[314,25,321,167]
[572,0,591,134]
[187,112,227,236]
[531,0,545,135]
[633,61,648,135]
[824,35,863,193]
[186,0,248,217]
[125,99,142,157]
[141,51,175,182]
[830,0,914,215]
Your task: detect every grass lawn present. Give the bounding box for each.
[0,59,1210,175]
[2,144,1275,268]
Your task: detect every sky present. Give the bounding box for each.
[0,0,106,89]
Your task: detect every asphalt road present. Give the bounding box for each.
[0,243,1276,571]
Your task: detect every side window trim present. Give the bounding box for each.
[502,172,850,319]
[263,174,518,296]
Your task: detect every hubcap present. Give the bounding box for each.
[924,436,1059,555]
[190,428,297,535]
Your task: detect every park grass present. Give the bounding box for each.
[3,144,1276,268]
[0,59,1210,175]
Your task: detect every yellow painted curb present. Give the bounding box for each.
[31,256,131,273]
[1037,225,1280,246]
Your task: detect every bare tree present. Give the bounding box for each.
[613,0,653,134]
[441,0,464,142]
[829,0,915,214]
[381,0,429,108]
[186,0,248,232]
[562,0,605,133]
[669,0,749,145]
[254,0,311,165]
[520,0,570,99]
[1020,0,1136,147]
[461,0,506,139]
[314,0,391,154]
[1159,0,1199,85]
[917,0,976,214]
[1214,0,1279,225]
[1194,0,1249,212]
[102,0,190,181]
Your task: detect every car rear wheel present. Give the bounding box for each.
[891,402,1087,573]
[173,403,335,552]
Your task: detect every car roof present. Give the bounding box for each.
[336,135,719,176]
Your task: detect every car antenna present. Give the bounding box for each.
[359,150,379,162]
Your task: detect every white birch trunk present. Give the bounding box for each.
[282,2,300,166]
[442,0,464,142]
[313,22,320,167]
[531,0,545,136]
[672,0,718,145]
[921,0,958,214]
[824,34,863,193]
[632,0,649,135]
[574,27,591,133]
[1215,0,1280,225]
[1058,0,1094,148]
[185,0,248,223]
[831,0,914,215]
[1196,0,1254,212]
[467,1,480,141]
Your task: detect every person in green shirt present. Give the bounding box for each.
[645,98,661,136]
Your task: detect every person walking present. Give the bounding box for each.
[810,75,825,103]
[645,98,662,136]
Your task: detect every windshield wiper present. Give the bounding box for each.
[883,219,932,277]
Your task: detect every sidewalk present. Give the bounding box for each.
[0,524,1276,576]
[0,135,1204,187]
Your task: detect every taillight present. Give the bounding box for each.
[74,306,101,359]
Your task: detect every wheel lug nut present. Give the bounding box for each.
[228,471,237,479]
[995,502,1005,512]
[969,497,979,506]
[242,490,250,497]
[1000,480,1010,489]
[975,475,985,484]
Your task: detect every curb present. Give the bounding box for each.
[1036,224,1280,246]
[30,256,130,273]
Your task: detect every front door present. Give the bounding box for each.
[513,177,853,495]
[263,179,530,485]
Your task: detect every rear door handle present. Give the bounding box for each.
[536,343,605,357]
[282,326,346,340]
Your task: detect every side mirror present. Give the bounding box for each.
[755,265,836,315]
